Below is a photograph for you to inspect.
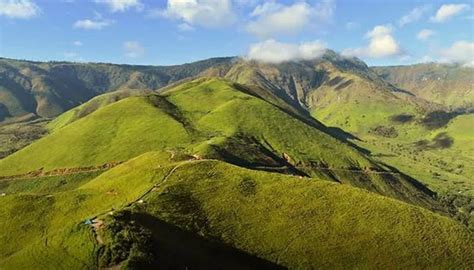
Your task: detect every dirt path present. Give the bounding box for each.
[91,220,105,245]
[127,158,215,207]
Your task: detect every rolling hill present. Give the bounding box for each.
[0,56,233,122]
[0,56,472,269]
[0,78,438,209]
[1,151,472,269]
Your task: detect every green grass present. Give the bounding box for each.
[0,171,103,195]
[0,78,435,208]
[0,151,173,269]
[103,155,474,269]
[1,151,471,269]
[354,113,474,196]
[0,96,190,174]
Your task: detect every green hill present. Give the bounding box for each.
[197,51,431,136]
[0,151,472,269]
[0,57,234,122]
[0,58,472,269]
[0,78,439,208]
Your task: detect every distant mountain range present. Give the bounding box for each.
[373,63,474,109]
[2,52,472,124]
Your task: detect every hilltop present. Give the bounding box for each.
[0,78,437,208]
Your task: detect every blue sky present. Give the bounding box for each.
[0,0,473,66]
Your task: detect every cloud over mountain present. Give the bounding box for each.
[246,39,326,63]
[438,40,474,67]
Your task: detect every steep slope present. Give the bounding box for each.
[373,63,474,109]
[1,152,472,269]
[201,54,474,202]
[0,57,234,122]
[0,78,438,208]
[200,51,428,135]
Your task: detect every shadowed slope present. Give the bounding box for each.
[0,78,438,208]
[1,152,472,269]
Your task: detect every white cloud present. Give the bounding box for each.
[430,4,470,23]
[73,41,83,46]
[342,25,402,59]
[399,5,429,27]
[123,41,145,58]
[73,19,113,30]
[246,39,327,63]
[177,23,194,32]
[0,0,40,19]
[417,29,435,41]
[156,0,236,28]
[246,0,335,38]
[345,21,359,30]
[94,0,143,12]
[438,40,474,67]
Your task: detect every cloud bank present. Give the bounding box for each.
[438,40,474,67]
[246,39,327,63]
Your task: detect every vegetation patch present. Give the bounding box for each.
[99,210,155,269]
[369,125,398,138]
[440,193,474,231]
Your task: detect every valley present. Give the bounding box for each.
[0,55,473,269]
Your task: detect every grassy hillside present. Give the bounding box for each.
[201,51,430,137]
[0,57,234,122]
[373,63,474,109]
[1,151,472,269]
[0,78,439,208]
[352,111,474,233]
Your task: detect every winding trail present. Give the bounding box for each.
[127,158,215,207]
